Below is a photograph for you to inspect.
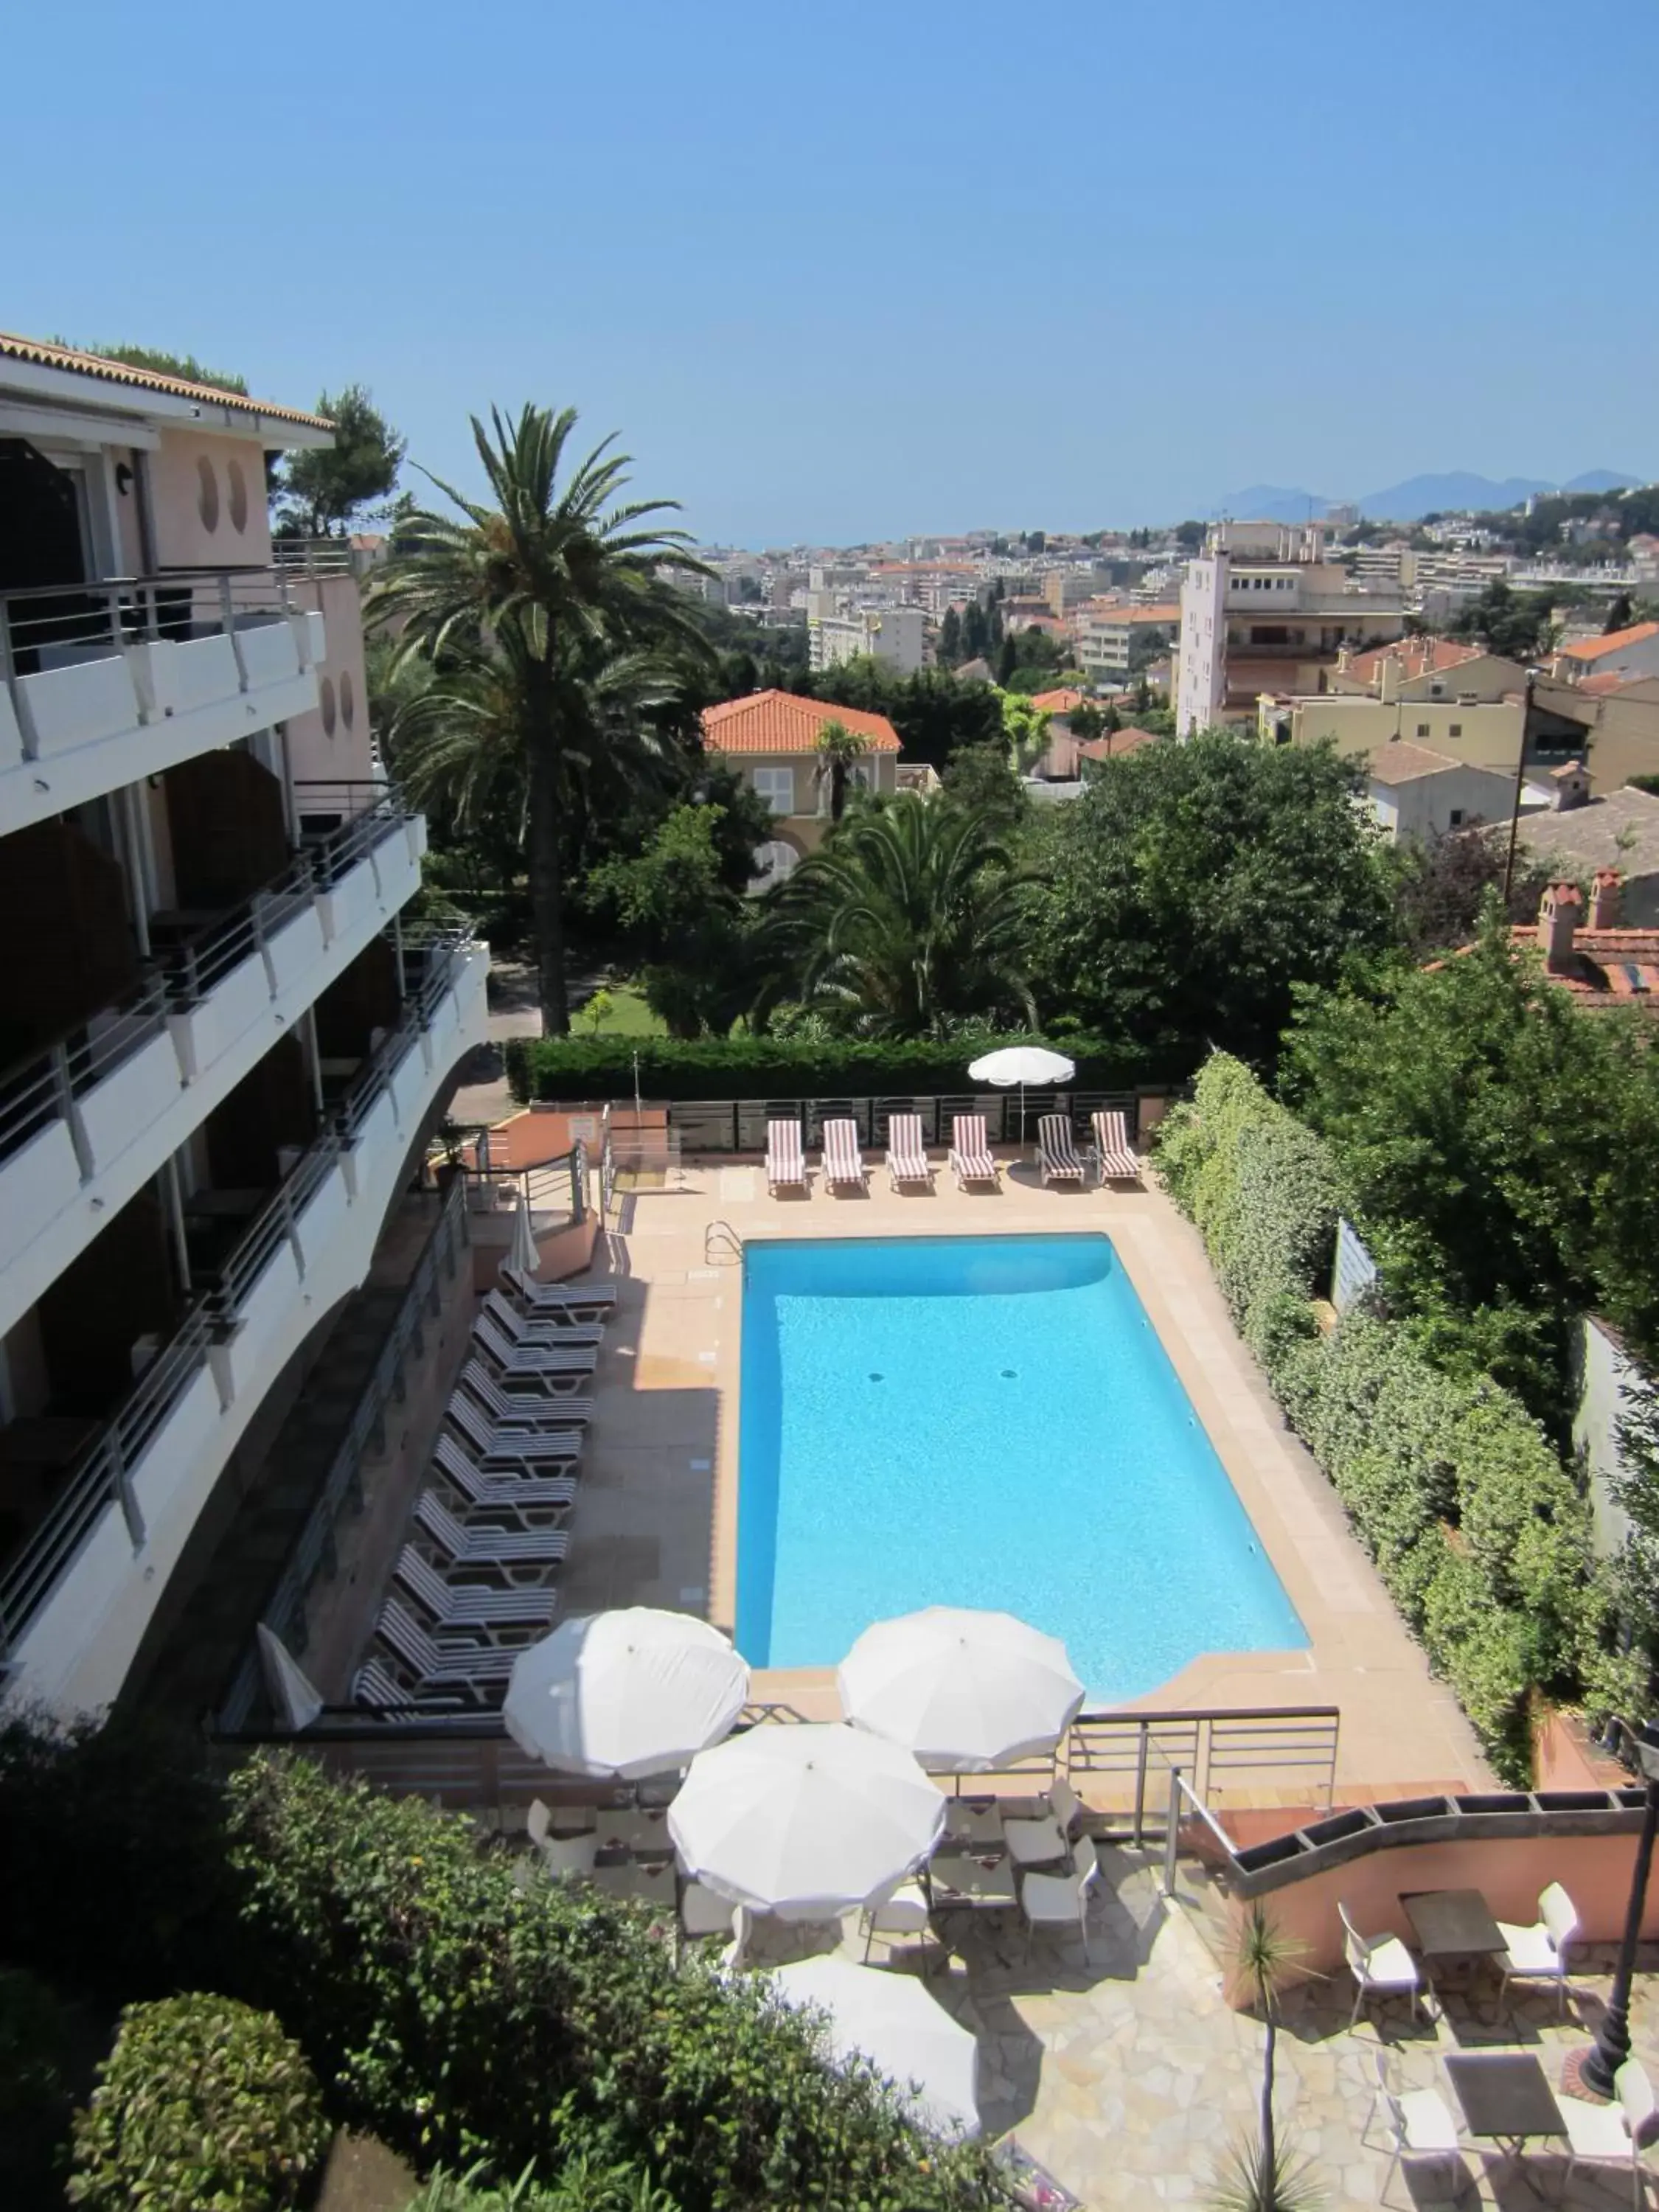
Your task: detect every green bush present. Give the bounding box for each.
[506,1029,1153,1105]
[227,1754,1009,2211]
[0,1967,76,2206]
[68,1992,329,2212]
[1157,1052,1623,1781]
[406,2159,674,2211]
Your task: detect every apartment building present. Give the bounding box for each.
[1073,600,1180,688]
[0,335,487,1714]
[700,689,900,880]
[1175,521,1408,733]
[807,604,926,676]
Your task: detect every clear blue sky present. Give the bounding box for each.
[6,0,1655,545]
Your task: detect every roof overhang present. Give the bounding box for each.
[0,353,335,449]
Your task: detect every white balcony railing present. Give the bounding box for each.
[0,933,489,1686]
[0,785,428,1335]
[0,567,324,830]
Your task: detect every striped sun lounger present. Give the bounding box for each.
[767,1119,807,1193]
[948,1113,999,1189]
[1091,1109,1141,1183]
[821,1117,866,1190]
[481,1289,604,1349]
[885,1113,932,1189]
[431,1436,577,1523]
[1037,1114,1085,1186]
[417,1486,569,1565]
[499,1262,618,1319]
[394,1546,560,1633]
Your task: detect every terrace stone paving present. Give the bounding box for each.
[744,1846,1659,2208]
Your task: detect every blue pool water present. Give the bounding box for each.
[735,1235,1305,1700]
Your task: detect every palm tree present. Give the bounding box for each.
[758,794,1036,1037]
[369,403,710,1032]
[1213,1905,1319,2212]
[813,717,871,823]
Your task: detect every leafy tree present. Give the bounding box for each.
[1026,732,1394,1071]
[1069,700,1105,746]
[938,605,962,662]
[1450,578,1557,661]
[276,384,406,535]
[1391,822,1553,959]
[1606,592,1636,633]
[995,633,1018,685]
[585,804,756,1035]
[814,717,871,823]
[757,795,1037,1037]
[997,687,1051,768]
[939,742,1029,832]
[1175,519,1204,550]
[59,338,247,394]
[370,403,710,1032]
[1281,917,1659,1424]
[789,658,1003,768]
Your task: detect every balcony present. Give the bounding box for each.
[0,568,324,832]
[0,932,489,1710]
[0,784,429,1336]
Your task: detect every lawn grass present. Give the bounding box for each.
[572,983,668,1039]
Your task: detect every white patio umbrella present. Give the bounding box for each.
[507,1188,540,1280]
[967,1043,1077,1146]
[771,1955,981,2140]
[256,1624,324,1732]
[669,1723,945,1919]
[838,1607,1085,1773]
[504,1610,749,1779]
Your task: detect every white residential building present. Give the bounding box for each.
[808,604,927,675]
[0,335,487,1716]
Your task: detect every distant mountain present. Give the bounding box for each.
[1212,484,1332,523]
[1562,469,1641,495]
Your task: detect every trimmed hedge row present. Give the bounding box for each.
[1156,1053,1641,1778]
[505,1030,1157,1105]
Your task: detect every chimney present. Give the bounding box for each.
[1378,655,1400,706]
[1537,881,1584,970]
[1335,644,1352,676]
[1551,759,1590,812]
[1591,868,1623,929]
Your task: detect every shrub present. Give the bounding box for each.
[68,1992,329,2212]
[226,1754,1009,2211]
[1157,1051,1621,1782]
[407,2160,675,2211]
[505,1029,1153,1105]
[0,1967,75,2206]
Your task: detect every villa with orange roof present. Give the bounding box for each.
[700,690,902,885]
[1554,620,1659,688]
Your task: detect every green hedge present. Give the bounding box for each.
[1157,1053,1642,1778]
[69,1993,329,2212]
[226,1754,1009,2211]
[506,1030,1155,1105]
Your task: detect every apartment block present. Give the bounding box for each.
[807,604,926,676]
[0,335,487,1714]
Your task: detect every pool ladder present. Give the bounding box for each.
[703,1219,742,1267]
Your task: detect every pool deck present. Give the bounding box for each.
[554,1151,1489,1804]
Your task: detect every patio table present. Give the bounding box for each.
[1443,2051,1566,2168]
[591,1859,675,1908]
[1402,1887,1507,2012]
[927,1851,1018,1907]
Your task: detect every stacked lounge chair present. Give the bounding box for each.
[1090,1108,1142,1184]
[885,1113,932,1191]
[821,1116,867,1192]
[767,1118,807,1194]
[948,1113,1000,1190]
[1037,1114,1085,1187]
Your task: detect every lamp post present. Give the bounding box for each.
[1501,667,1540,908]
[1576,1717,1659,2100]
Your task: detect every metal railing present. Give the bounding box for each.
[0,935,476,1663]
[271,540,359,579]
[0,971,170,1169]
[0,1304,213,1658]
[1066,1705,1341,1845]
[453,1145,588,1231]
[293,782,414,885]
[664,1090,1142,1155]
[218,1175,470,1729]
[0,566,304,705]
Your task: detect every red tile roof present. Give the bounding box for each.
[0,328,332,431]
[1346,637,1485,687]
[1029,688,1087,713]
[1079,727,1161,759]
[700,689,900,756]
[1559,621,1659,663]
[1506,924,1659,1005]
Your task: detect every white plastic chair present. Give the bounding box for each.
[1019,1859,1099,1964]
[1368,2051,1469,2207]
[1340,1900,1422,2028]
[860,1877,932,1963]
[1562,2058,1655,2207]
[1003,1775,1086,1869]
[526,1799,599,1882]
[1495,1880,1579,2017]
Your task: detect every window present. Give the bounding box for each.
[751,766,796,815]
[1416,722,1431,737]
[1448,722,1462,737]
[1449,810,1467,827]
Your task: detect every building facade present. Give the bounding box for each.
[700,690,901,882]
[0,335,487,1714]
[807,605,926,675]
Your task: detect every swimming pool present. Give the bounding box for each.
[735,1235,1305,1700]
